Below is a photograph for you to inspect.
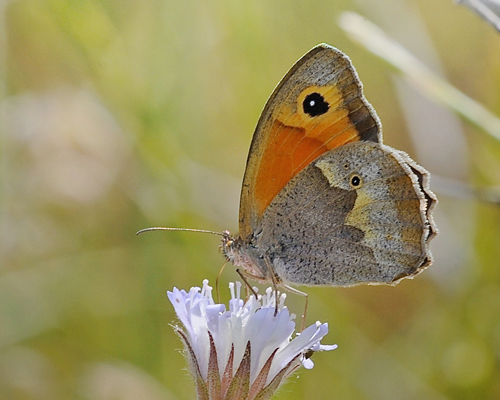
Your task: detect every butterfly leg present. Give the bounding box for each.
[281,284,309,332]
[261,256,282,317]
[215,261,228,303]
[263,256,308,330]
[235,268,260,299]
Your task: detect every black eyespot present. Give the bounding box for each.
[350,174,362,188]
[303,92,329,117]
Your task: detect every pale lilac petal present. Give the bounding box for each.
[168,280,337,390]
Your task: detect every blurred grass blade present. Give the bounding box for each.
[457,0,500,32]
[432,175,500,204]
[339,11,500,144]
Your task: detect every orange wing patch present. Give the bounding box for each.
[253,85,368,218]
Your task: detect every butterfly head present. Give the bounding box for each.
[221,231,270,281]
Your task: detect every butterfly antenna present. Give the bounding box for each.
[136,227,224,236]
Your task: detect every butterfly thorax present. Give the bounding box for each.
[220,230,270,282]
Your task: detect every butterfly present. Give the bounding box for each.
[220,44,437,288]
[141,44,437,289]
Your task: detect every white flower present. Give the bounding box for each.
[168,280,337,400]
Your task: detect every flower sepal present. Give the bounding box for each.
[169,280,336,400]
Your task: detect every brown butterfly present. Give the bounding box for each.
[143,44,438,289]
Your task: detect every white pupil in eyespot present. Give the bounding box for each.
[309,100,315,106]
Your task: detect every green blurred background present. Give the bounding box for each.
[2,0,500,399]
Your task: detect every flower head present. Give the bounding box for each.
[168,280,337,400]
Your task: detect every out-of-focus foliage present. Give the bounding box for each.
[458,0,500,33]
[1,0,500,399]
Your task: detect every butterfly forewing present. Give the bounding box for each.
[239,44,382,240]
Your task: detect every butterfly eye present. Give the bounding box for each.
[303,92,329,117]
[349,174,363,189]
